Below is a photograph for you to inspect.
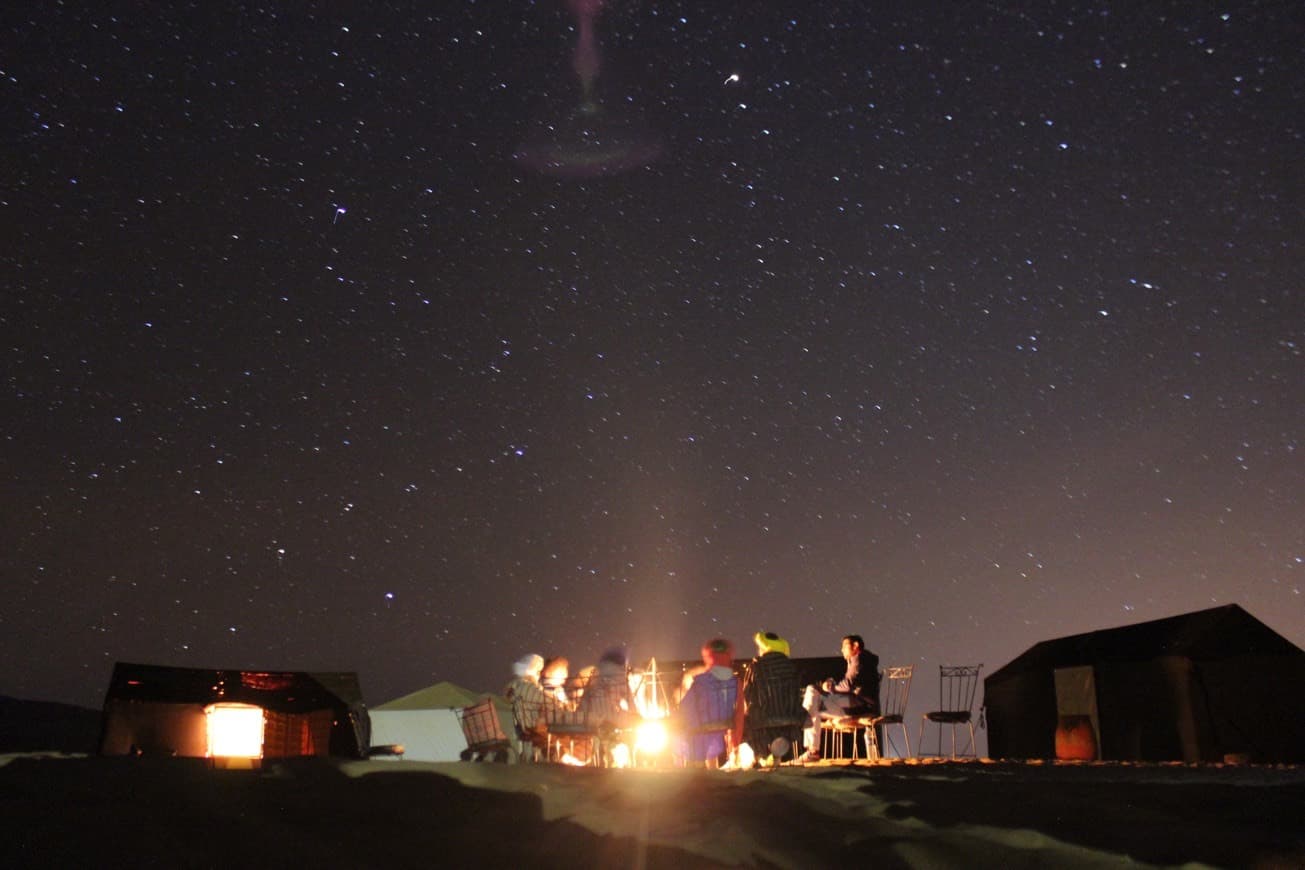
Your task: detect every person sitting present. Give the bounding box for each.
[801,634,881,761]
[578,648,636,725]
[541,656,574,707]
[674,638,738,767]
[504,653,549,761]
[729,631,804,766]
[577,648,637,766]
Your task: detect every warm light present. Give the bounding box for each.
[205,703,265,758]
[635,719,668,755]
[610,743,632,768]
[560,752,586,766]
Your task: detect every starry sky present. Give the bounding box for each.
[3,0,1301,721]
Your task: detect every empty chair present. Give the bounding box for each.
[456,696,514,762]
[917,664,982,758]
[864,665,913,759]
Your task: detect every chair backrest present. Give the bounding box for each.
[935,664,982,715]
[880,665,914,719]
[548,669,632,730]
[746,656,804,727]
[458,697,509,752]
[680,673,738,731]
[509,692,545,736]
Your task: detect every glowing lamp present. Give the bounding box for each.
[205,702,265,759]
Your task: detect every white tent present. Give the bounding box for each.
[369,681,481,762]
[368,678,514,761]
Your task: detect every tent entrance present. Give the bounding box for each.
[1053,666,1100,760]
[205,703,265,761]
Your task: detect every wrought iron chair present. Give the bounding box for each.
[819,667,909,762]
[676,671,738,765]
[740,658,806,763]
[864,665,913,759]
[543,670,635,766]
[917,664,982,758]
[820,712,867,761]
[506,687,548,763]
[456,696,514,762]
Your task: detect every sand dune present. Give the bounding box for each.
[4,754,1302,868]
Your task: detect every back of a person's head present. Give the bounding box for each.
[753,630,790,657]
[702,637,734,668]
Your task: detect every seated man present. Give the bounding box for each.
[674,637,738,767]
[801,634,880,761]
[730,631,804,765]
[540,656,574,707]
[504,653,549,761]
[576,648,637,766]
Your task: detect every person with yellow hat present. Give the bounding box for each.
[728,631,804,765]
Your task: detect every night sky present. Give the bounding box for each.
[3,1,1301,719]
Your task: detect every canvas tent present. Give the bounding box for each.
[985,605,1305,763]
[368,681,487,761]
[99,661,369,759]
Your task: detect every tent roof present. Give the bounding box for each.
[104,661,364,712]
[989,604,1303,681]
[373,681,481,711]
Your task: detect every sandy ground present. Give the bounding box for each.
[3,753,1302,868]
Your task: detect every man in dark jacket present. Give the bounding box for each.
[800,634,880,761]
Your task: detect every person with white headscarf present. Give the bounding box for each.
[505,653,548,761]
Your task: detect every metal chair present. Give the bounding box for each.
[506,689,548,763]
[544,670,635,766]
[740,657,806,763]
[456,696,514,762]
[820,666,913,761]
[821,713,868,760]
[917,664,982,758]
[863,664,914,759]
[677,672,738,765]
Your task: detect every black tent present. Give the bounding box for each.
[985,605,1305,763]
[99,661,370,759]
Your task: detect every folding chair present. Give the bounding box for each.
[917,664,982,758]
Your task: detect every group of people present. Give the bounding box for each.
[503,631,881,767]
[504,648,635,762]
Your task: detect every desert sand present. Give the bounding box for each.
[3,753,1302,868]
